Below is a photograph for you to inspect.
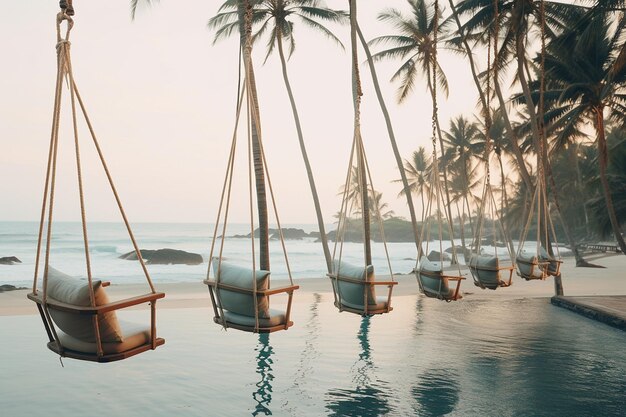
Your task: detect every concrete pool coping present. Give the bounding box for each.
[551,295,626,331]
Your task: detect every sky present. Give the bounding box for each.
[0,0,488,225]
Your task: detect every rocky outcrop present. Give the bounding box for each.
[0,284,27,292]
[427,250,452,262]
[0,256,22,265]
[119,249,203,265]
[231,227,311,240]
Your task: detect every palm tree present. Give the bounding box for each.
[442,115,484,237]
[541,11,626,253]
[355,19,423,256]
[369,0,457,242]
[394,147,431,222]
[457,0,582,160]
[209,0,346,274]
[444,0,534,190]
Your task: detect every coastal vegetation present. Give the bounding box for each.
[133,0,625,252]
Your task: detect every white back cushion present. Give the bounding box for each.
[213,260,270,318]
[46,267,123,343]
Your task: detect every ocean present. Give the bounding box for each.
[0,221,557,287]
[0,221,418,287]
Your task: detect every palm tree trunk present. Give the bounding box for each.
[276,30,332,273]
[494,77,534,190]
[240,0,269,270]
[357,24,422,256]
[448,0,533,191]
[595,108,626,254]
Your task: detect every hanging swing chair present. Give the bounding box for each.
[327,0,397,316]
[28,8,165,363]
[468,3,515,290]
[469,177,516,290]
[204,15,298,333]
[515,173,562,280]
[515,0,562,282]
[414,0,464,302]
[415,150,466,301]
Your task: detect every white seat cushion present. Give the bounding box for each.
[57,320,151,355]
[223,308,287,328]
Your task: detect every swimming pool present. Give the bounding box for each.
[2,293,625,416]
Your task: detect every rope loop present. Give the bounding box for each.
[56,12,73,44]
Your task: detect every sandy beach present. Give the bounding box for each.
[3,253,624,317]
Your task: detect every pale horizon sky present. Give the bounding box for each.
[1,1,498,226]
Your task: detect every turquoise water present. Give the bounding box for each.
[2,293,625,416]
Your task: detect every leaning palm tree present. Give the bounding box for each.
[208,0,346,273]
[369,0,458,241]
[541,10,626,253]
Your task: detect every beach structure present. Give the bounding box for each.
[28,4,165,363]
[468,6,515,291]
[327,0,397,317]
[204,2,298,333]
[414,0,465,302]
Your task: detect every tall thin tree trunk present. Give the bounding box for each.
[494,78,534,190]
[240,0,269,270]
[276,31,332,273]
[595,109,626,254]
[357,24,422,256]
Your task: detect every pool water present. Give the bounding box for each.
[2,293,625,416]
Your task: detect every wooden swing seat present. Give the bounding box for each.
[327,273,397,316]
[468,253,514,290]
[28,291,165,363]
[516,252,549,280]
[416,257,464,301]
[205,278,299,333]
[538,247,563,276]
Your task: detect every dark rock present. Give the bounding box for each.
[120,249,203,265]
[0,284,27,293]
[231,227,310,240]
[0,256,22,265]
[427,250,451,262]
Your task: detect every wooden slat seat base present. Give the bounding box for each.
[327,274,397,316]
[205,279,299,333]
[213,317,294,334]
[333,301,393,316]
[470,266,515,290]
[29,291,164,363]
[47,338,165,363]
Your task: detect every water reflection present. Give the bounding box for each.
[285,293,322,413]
[411,369,460,417]
[326,317,391,417]
[252,333,274,416]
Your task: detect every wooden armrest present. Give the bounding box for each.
[369,281,398,286]
[205,280,298,297]
[258,285,300,296]
[327,274,397,286]
[28,292,165,315]
[443,276,466,281]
